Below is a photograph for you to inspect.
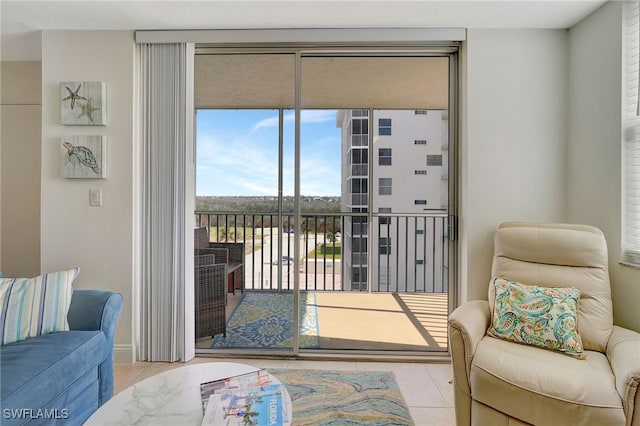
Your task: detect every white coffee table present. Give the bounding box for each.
[85,362,291,425]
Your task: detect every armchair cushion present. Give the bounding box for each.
[487,277,585,359]
[471,336,625,425]
[0,267,79,345]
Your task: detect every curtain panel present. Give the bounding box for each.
[139,43,194,361]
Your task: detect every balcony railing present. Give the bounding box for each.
[195,211,448,294]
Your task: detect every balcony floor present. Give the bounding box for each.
[196,291,448,353]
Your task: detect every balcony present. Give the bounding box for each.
[195,211,449,353]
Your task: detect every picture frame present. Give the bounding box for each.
[60,81,107,125]
[60,136,107,179]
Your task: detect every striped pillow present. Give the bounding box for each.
[0,268,79,345]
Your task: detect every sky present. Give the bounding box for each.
[196,109,342,197]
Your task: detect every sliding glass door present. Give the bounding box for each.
[194,47,457,357]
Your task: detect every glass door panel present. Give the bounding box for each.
[194,52,299,354]
[194,50,455,356]
[196,109,298,353]
[299,54,451,353]
[297,109,343,292]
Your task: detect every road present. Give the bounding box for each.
[242,229,342,291]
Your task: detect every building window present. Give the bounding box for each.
[351,178,368,194]
[415,170,427,175]
[415,110,427,115]
[351,115,369,146]
[427,154,443,166]
[380,237,391,255]
[352,117,368,134]
[414,140,427,145]
[378,148,392,166]
[378,118,392,136]
[352,268,367,282]
[379,207,391,224]
[379,266,389,285]
[351,208,368,235]
[379,178,392,195]
[351,148,368,164]
[351,148,368,176]
[416,259,425,265]
[416,229,424,235]
[350,178,368,205]
[352,237,368,253]
[414,200,427,205]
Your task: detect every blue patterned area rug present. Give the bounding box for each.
[211,291,319,349]
[268,369,414,425]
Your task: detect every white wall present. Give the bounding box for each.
[568,1,640,332]
[1,61,41,277]
[41,31,136,362]
[461,29,569,302]
[13,11,636,366]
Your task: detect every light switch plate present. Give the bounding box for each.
[89,189,102,206]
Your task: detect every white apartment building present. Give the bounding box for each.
[338,109,449,292]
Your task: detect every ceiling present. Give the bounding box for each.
[1,0,608,61]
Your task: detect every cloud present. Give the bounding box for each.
[197,109,341,196]
[252,116,280,131]
[197,131,282,196]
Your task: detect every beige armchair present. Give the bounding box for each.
[448,222,640,426]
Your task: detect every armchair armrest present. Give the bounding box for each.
[67,289,123,405]
[448,300,491,383]
[448,300,490,426]
[607,325,640,426]
[67,289,123,343]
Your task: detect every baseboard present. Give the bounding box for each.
[114,343,136,364]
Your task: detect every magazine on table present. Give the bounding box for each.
[199,369,289,425]
[200,369,274,413]
[201,383,287,426]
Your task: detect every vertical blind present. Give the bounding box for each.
[139,43,191,361]
[624,0,640,265]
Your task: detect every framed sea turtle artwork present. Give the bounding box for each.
[60,81,107,125]
[60,136,107,179]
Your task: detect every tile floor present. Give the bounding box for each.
[114,357,456,425]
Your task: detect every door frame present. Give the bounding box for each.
[192,42,460,360]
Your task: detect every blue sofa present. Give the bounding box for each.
[0,290,123,425]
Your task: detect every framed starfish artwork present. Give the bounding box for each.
[60,81,107,125]
[60,135,107,179]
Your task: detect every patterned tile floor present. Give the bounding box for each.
[114,358,456,425]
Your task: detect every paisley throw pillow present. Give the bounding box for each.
[487,277,585,359]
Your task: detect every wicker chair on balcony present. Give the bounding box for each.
[194,228,227,339]
[208,241,244,294]
[195,226,245,294]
